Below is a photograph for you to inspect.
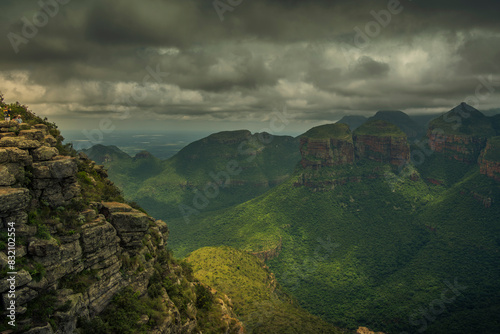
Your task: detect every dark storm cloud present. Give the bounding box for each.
[0,0,499,124]
[349,57,390,79]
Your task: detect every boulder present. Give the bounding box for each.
[0,270,32,293]
[32,146,58,162]
[0,147,32,165]
[28,238,61,266]
[32,157,77,179]
[44,135,58,147]
[0,188,29,212]
[0,165,16,186]
[0,136,41,149]
[19,129,45,142]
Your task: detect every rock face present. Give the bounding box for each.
[354,134,409,166]
[0,120,243,334]
[300,137,355,168]
[300,121,410,169]
[428,132,488,163]
[353,120,410,166]
[300,123,354,169]
[249,238,283,262]
[479,137,500,182]
[427,103,496,163]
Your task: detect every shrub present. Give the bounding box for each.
[195,284,214,310]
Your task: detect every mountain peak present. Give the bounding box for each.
[452,102,485,118]
[429,103,495,137]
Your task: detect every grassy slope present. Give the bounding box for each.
[353,119,406,137]
[169,158,500,333]
[302,123,352,141]
[186,246,347,334]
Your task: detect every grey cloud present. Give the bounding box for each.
[0,0,499,125]
[349,56,390,79]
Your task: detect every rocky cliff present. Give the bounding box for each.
[427,103,496,163]
[353,120,410,166]
[427,132,488,163]
[0,115,244,333]
[300,121,410,169]
[300,123,354,169]
[479,137,500,182]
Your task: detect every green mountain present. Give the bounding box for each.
[427,103,500,164]
[428,102,497,136]
[82,144,163,197]
[1,97,353,334]
[83,131,301,222]
[337,111,426,138]
[336,115,368,131]
[0,101,250,334]
[165,104,500,333]
[187,246,347,334]
[353,119,406,137]
[368,110,423,138]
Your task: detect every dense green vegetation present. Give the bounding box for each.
[81,104,500,333]
[166,156,500,333]
[353,119,406,137]
[187,246,346,334]
[483,136,500,161]
[83,131,301,221]
[302,123,352,141]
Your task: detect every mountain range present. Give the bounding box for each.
[0,100,351,334]
[82,103,500,333]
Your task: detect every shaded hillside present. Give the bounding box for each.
[166,104,500,333]
[187,246,348,334]
[82,145,163,196]
[85,131,301,221]
[428,103,498,163]
[367,110,423,138]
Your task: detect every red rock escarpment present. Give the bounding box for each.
[428,131,488,163]
[353,135,410,166]
[478,138,500,181]
[300,137,354,169]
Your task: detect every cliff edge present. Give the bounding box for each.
[0,108,244,333]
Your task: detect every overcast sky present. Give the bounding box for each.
[1,0,499,135]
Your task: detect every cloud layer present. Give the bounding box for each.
[1,0,499,129]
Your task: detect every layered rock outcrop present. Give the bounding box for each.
[300,121,410,169]
[353,135,409,166]
[353,120,410,166]
[0,119,244,333]
[428,132,488,163]
[249,238,283,262]
[300,123,354,169]
[300,137,355,169]
[479,137,500,182]
[427,103,496,163]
